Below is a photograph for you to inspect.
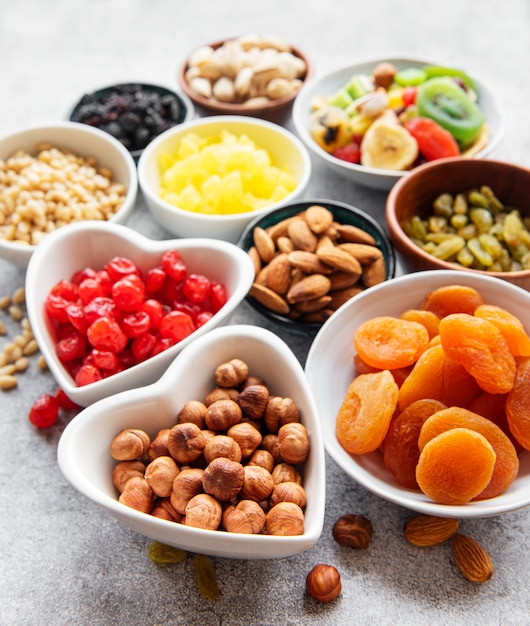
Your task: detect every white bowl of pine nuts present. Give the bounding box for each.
[0,122,138,267]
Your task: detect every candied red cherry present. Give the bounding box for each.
[332,141,361,164]
[120,310,151,338]
[87,316,128,353]
[56,333,87,362]
[182,274,212,304]
[161,250,187,282]
[118,348,136,369]
[209,282,228,313]
[150,337,174,357]
[402,86,418,108]
[196,311,213,327]
[66,302,89,334]
[49,279,79,302]
[46,294,74,323]
[78,277,107,304]
[55,387,80,411]
[173,301,201,322]
[159,310,196,343]
[29,393,60,428]
[75,363,102,386]
[84,296,118,325]
[112,274,145,312]
[104,256,141,282]
[71,267,97,286]
[131,332,157,362]
[145,267,166,293]
[141,298,164,328]
[87,349,120,371]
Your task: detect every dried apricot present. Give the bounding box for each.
[398,345,445,411]
[506,357,530,451]
[420,285,485,318]
[400,309,440,340]
[383,399,446,489]
[417,406,519,500]
[439,313,516,395]
[353,353,411,387]
[353,316,429,370]
[441,358,481,408]
[416,428,496,505]
[336,370,399,455]
[468,392,522,453]
[474,304,530,357]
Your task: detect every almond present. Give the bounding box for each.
[317,247,362,275]
[335,223,376,245]
[329,286,363,310]
[305,205,334,234]
[266,253,291,294]
[276,236,294,254]
[286,274,331,303]
[338,243,383,265]
[403,514,459,547]
[299,308,334,324]
[287,218,317,252]
[328,270,361,291]
[452,533,493,582]
[294,295,332,313]
[253,226,275,262]
[287,250,333,274]
[266,214,303,241]
[249,283,290,314]
[362,256,386,287]
[247,246,262,276]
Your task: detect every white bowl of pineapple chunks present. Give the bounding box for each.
[137,115,311,243]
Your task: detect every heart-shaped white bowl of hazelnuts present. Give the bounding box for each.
[57,324,326,559]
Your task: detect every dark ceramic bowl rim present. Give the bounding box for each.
[237,198,396,334]
[67,81,193,160]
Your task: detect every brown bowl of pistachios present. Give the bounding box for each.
[178,34,310,122]
[386,157,530,291]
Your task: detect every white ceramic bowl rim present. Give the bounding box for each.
[137,115,312,225]
[292,55,505,178]
[305,269,530,518]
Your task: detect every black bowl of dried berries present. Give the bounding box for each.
[68,82,195,160]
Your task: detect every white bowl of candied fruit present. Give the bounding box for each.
[292,57,503,190]
[305,270,530,518]
[137,115,311,243]
[0,122,138,267]
[57,324,326,559]
[25,221,254,407]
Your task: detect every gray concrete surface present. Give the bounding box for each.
[1,1,530,624]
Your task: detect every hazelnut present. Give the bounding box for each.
[112,460,146,493]
[227,421,262,458]
[202,457,244,501]
[261,433,282,464]
[183,493,222,530]
[144,456,180,498]
[264,396,300,433]
[240,465,275,502]
[332,514,373,549]
[203,434,242,464]
[277,422,310,464]
[372,61,398,89]
[240,375,265,389]
[205,399,242,431]
[167,423,205,464]
[238,384,269,420]
[170,467,204,514]
[151,498,181,522]
[271,462,302,486]
[204,386,239,405]
[118,476,155,514]
[177,400,207,428]
[215,358,249,387]
[222,500,266,534]
[306,564,342,603]
[147,428,171,461]
[270,481,307,509]
[110,428,150,461]
[248,449,275,473]
[265,501,304,536]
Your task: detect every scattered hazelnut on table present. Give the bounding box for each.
[332,514,373,549]
[306,564,342,603]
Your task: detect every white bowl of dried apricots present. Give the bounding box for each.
[305,269,530,518]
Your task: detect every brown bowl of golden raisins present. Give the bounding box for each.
[386,157,530,291]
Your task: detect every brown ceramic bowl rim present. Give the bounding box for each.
[177,37,311,115]
[386,156,530,280]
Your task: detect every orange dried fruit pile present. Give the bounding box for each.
[336,283,530,506]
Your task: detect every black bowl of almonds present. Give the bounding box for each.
[68,82,195,160]
[237,199,396,333]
